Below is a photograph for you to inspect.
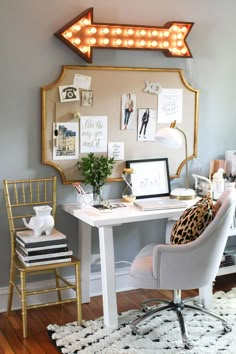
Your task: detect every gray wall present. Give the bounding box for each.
[1,0,236,286]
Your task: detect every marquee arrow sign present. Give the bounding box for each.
[54,8,194,63]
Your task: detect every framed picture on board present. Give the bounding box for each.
[126,158,171,199]
[81,90,93,107]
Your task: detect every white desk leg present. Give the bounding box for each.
[199,283,213,308]
[79,221,92,303]
[99,226,118,329]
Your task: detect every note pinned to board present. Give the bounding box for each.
[158,88,183,124]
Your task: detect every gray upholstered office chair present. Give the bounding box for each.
[129,189,236,349]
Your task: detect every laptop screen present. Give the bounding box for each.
[126,158,171,199]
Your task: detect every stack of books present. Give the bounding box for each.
[16,228,73,267]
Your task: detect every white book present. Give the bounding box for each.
[16,228,67,248]
[19,257,72,267]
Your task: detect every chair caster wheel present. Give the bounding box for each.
[131,327,139,335]
[224,325,232,333]
[141,304,150,312]
[184,342,193,350]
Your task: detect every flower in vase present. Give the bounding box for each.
[122,168,134,175]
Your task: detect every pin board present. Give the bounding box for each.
[41,66,199,184]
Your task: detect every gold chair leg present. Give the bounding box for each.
[20,271,27,338]
[7,265,16,314]
[54,269,62,302]
[75,263,82,324]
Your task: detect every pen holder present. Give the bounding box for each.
[77,193,93,209]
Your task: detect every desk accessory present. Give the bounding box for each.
[122,168,136,202]
[155,120,196,200]
[73,182,93,208]
[212,168,225,200]
[192,174,213,196]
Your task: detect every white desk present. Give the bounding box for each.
[62,200,210,328]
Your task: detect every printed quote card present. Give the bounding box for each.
[158,88,183,123]
[80,116,108,153]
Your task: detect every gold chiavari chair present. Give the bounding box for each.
[3,176,82,338]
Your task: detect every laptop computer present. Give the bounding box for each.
[134,197,188,211]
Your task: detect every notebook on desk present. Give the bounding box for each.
[134,197,188,211]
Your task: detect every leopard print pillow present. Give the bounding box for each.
[170,195,216,245]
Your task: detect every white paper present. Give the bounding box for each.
[158,88,183,123]
[108,142,124,161]
[73,74,92,90]
[80,116,108,153]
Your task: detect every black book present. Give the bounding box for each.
[16,244,69,257]
[16,229,67,249]
[16,249,73,261]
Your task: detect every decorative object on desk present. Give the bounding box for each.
[212,168,225,200]
[22,205,54,236]
[122,168,136,203]
[192,174,213,197]
[47,288,236,354]
[77,152,115,205]
[72,182,93,208]
[209,159,230,180]
[126,158,171,199]
[155,120,196,200]
[77,193,93,208]
[224,180,236,191]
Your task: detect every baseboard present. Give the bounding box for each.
[90,266,133,296]
[0,267,132,313]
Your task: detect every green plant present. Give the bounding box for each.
[77,153,115,189]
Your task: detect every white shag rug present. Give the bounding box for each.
[47,288,236,354]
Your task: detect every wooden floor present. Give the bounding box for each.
[0,274,235,353]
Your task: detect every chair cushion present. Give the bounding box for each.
[170,195,216,245]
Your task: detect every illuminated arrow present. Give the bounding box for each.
[54,8,194,63]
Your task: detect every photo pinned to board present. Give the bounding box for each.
[53,122,79,160]
[81,90,93,107]
[137,108,157,142]
[121,93,136,130]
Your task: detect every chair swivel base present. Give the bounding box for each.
[130,298,232,350]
